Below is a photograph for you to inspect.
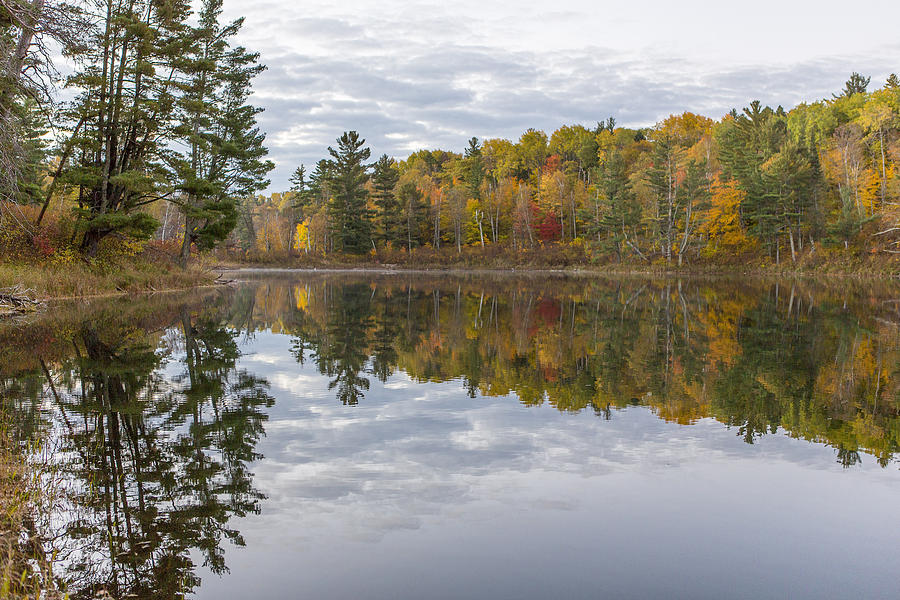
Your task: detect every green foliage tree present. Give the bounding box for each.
[172,0,272,266]
[591,150,640,260]
[371,154,401,247]
[326,131,371,253]
[463,137,484,200]
[62,0,193,256]
[837,72,871,98]
[8,96,48,205]
[717,101,796,257]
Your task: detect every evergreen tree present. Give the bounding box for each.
[371,154,400,247]
[308,159,334,205]
[463,137,484,200]
[837,72,871,98]
[63,0,193,256]
[716,101,791,256]
[592,150,639,260]
[172,0,272,266]
[289,164,309,208]
[9,96,48,205]
[326,131,371,253]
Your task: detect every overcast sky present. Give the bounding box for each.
[219,0,900,191]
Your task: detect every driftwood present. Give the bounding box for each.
[0,286,44,318]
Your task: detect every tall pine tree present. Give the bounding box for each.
[327,131,371,253]
[63,0,192,256]
[593,150,640,261]
[172,0,272,266]
[371,154,400,248]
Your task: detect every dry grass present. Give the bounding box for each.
[0,420,64,600]
[0,258,217,300]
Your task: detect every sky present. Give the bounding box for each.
[219,0,900,191]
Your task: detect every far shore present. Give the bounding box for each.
[215,262,900,282]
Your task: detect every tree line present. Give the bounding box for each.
[246,73,900,265]
[3,2,900,268]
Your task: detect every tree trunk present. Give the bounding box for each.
[80,228,104,258]
[180,215,193,267]
[6,0,46,89]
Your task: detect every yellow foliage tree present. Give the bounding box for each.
[700,178,753,258]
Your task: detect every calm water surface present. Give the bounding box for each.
[2,272,899,599]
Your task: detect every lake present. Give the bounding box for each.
[2,271,899,599]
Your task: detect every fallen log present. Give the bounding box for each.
[0,286,44,318]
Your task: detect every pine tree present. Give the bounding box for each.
[326,131,371,253]
[172,0,272,266]
[63,0,193,256]
[289,165,308,207]
[837,72,871,98]
[9,96,48,205]
[593,150,640,260]
[463,137,484,200]
[371,154,400,247]
[716,101,792,256]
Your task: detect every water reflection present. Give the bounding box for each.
[2,274,900,598]
[257,274,900,466]
[1,293,273,599]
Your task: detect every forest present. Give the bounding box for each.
[2,1,900,274]
[259,76,900,269]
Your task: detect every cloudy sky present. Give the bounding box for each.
[219,0,900,190]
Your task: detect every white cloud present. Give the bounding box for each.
[221,0,900,190]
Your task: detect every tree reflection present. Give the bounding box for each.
[276,275,900,467]
[34,308,273,599]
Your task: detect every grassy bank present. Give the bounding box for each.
[0,213,217,300]
[0,258,216,300]
[0,234,221,301]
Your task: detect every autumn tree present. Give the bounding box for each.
[398,180,426,251]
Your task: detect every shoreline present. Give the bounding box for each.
[215,263,900,282]
[3,259,897,306]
